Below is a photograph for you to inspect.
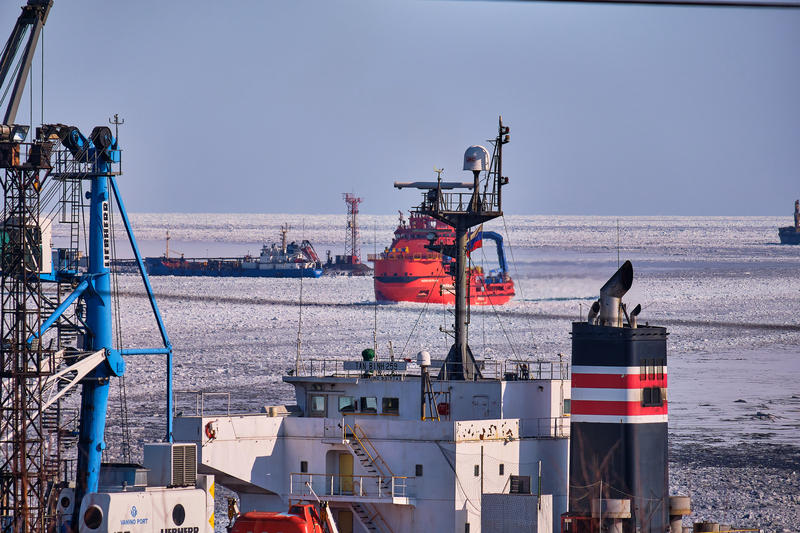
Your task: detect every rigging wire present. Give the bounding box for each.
[500,213,540,354]
[295,221,305,374]
[109,192,131,463]
[40,24,43,126]
[477,238,519,359]
[373,219,378,355]
[28,45,32,132]
[0,26,28,110]
[399,258,439,359]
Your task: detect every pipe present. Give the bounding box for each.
[629,303,642,329]
[587,300,600,324]
[598,260,633,327]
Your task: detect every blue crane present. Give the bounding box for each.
[1,3,176,528]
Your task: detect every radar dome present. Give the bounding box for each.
[417,350,431,367]
[463,145,490,172]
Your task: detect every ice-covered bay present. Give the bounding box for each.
[82,213,799,531]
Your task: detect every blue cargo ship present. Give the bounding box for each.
[144,225,323,277]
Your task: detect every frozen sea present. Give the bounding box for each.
[63,213,800,531]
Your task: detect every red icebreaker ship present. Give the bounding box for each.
[368,212,514,305]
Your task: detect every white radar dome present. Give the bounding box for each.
[463,145,490,172]
[417,350,431,367]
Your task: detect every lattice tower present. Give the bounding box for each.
[343,193,362,263]
[0,145,55,533]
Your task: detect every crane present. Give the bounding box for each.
[0,3,211,533]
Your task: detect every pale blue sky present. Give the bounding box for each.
[2,0,798,215]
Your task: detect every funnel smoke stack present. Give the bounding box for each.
[598,260,633,327]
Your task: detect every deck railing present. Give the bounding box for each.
[174,390,231,416]
[289,473,414,500]
[293,358,569,381]
[522,416,571,438]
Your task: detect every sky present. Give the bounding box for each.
[1,0,799,216]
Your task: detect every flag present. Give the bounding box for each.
[467,225,483,253]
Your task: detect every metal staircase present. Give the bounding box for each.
[350,501,394,533]
[343,423,394,492]
[342,423,395,533]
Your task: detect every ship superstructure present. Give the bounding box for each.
[175,358,570,532]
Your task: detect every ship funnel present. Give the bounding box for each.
[598,260,633,327]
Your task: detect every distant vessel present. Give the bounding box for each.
[368,210,514,305]
[778,199,800,245]
[145,224,323,277]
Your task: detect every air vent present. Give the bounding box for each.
[142,442,197,487]
[171,444,197,486]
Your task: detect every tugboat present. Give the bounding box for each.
[144,224,324,277]
[778,199,800,244]
[368,208,514,305]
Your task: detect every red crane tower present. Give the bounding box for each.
[343,193,362,264]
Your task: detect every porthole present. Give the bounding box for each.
[83,505,103,530]
[172,504,186,526]
[60,496,70,509]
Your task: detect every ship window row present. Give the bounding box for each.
[309,394,400,416]
[640,358,665,380]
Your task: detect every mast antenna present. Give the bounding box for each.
[401,116,510,381]
[108,113,124,140]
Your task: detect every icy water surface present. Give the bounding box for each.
[61,214,799,531]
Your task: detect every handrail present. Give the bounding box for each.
[364,503,396,533]
[290,472,413,480]
[173,390,231,416]
[345,423,395,478]
[292,358,568,380]
[289,472,413,500]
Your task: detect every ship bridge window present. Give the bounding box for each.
[360,396,378,414]
[382,397,399,415]
[339,396,356,413]
[309,395,327,417]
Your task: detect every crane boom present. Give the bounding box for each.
[0,0,52,126]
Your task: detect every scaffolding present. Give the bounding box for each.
[0,139,54,533]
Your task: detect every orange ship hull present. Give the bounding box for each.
[370,214,515,305]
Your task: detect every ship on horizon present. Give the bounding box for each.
[778,199,800,245]
[144,224,324,277]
